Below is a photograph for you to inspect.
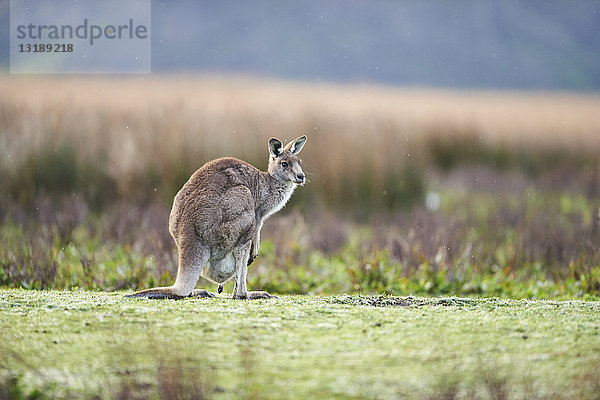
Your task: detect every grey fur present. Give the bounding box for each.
[126,136,307,300]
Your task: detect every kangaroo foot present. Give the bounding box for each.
[248,291,278,299]
[233,291,278,300]
[190,289,216,298]
[217,284,224,294]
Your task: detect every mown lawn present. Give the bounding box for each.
[1,289,599,399]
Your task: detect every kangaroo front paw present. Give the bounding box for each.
[247,253,259,266]
[247,291,278,300]
[189,289,216,298]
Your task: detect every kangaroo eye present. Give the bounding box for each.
[281,161,288,168]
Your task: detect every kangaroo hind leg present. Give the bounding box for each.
[126,242,211,299]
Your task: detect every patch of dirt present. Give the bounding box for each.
[327,295,481,308]
[327,295,415,307]
[430,297,481,307]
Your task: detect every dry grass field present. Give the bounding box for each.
[2,74,600,209]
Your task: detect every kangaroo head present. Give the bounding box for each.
[267,136,307,185]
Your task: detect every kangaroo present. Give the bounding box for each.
[126,136,307,300]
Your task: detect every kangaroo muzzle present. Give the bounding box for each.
[294,172,305,184]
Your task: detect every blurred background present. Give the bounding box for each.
[0,0,599,298]
[4,0,600,89]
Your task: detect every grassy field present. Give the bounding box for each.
[1,75,600,398]
[1,289,599,400]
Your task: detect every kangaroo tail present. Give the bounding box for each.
[125,287,188,300]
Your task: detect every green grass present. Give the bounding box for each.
[1,289,599,399]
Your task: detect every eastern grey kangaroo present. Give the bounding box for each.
[126,136,307,300]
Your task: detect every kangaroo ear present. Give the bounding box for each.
[286,135,307,155]
[269,138,283,158]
